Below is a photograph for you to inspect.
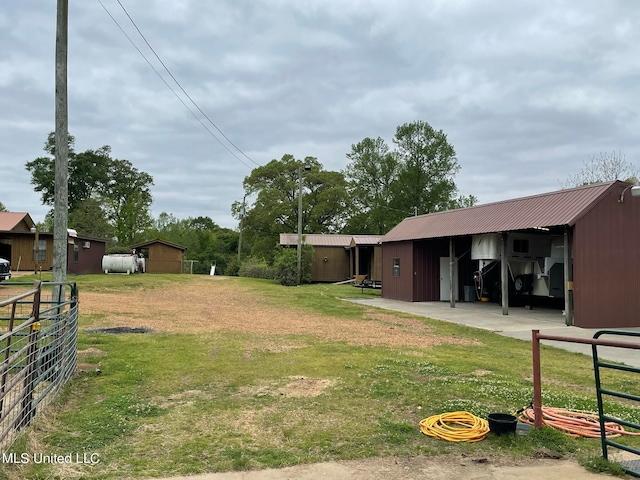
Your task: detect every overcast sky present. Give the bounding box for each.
[2,1,639,230]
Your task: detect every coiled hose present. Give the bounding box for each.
[419,411,490,442]
[518,407,640,439]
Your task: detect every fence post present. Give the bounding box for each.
[531,329,543,428]
[0,303,19,416]
[17,282,42,430]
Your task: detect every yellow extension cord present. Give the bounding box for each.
[419,411,490,442]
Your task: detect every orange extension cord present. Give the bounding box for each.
[518,407,640,439]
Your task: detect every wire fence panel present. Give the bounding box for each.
[0,281,78,452]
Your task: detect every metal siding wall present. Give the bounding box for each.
[574,187,640,328]
[413,240,441,301]
[8,235,53,272]
[381,242,414,301]
[372,245,382,282]
[147,244,183,273]
[68,241,106,275]
[311,247,349,282]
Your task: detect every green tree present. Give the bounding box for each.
[26,132,110,212]
[26,132,154,245]
[392,120,463,215]
[344,137,400,234]
[101,159,154,244]
[343,122,476,233]
[233,154,350,261]
[0,202,6,212]
[68,198,113,238]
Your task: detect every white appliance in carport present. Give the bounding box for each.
[471,233,565,299]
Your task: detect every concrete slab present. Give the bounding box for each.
[346,298,640,368]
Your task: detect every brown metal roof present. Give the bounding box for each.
[0,212,35,232]
[280,234,354,247]
[350,235,383,246]
[130,239,188,250]
[381,181,621,243]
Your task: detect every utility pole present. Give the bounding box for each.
[297,164,310,285]
[237,195,246,263]
[53,0,69,287]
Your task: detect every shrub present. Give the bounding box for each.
[274,249,298,286]
[239,257,276,280]
[273,244,313,286]
[225,257,240,276]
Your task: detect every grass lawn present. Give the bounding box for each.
[0,274,638,479]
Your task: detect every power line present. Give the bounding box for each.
[116,0,260,166]
[96,0,256,169]
[113,0,259,167]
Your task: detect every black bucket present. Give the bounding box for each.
[487,413,518,436]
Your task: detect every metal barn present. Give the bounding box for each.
[380,181,640,328]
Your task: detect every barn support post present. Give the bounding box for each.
[564,226,574,326]
[355,245,360,278]
[449,237,455,308]
[349,246,353,279]
[501,232,509,315]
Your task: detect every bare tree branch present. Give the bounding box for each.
[560,151,639,188]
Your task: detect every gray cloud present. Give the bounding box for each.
[2,0,639,229]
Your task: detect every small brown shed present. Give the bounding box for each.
[279,234,382,283]
[129,239,187,274]
[0,212,106,274]
[67,231,108,275]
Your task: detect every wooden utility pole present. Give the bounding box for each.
[237,195,246,262]
[297,166,303,285]
[53,0,69,285]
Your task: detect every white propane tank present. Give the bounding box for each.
[102,254,139,274]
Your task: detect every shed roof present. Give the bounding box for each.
[381,181,622,243]
[130,239,188,251]
[279,234,383,247]
[280,234,354,247]
[0,212,35,232]
[350,235,383,246]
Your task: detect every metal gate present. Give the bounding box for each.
[0,281,78,452]
[593,330,640,478]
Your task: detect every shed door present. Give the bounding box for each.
[440,257,459,301]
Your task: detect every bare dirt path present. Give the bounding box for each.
[79,276,477,350]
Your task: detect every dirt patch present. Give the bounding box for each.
[77,347,106,357]
[85,326,154,334]
[236,377,335,399]
[78,276,480,350]
[279,377,335,397]
[76,347,107,373]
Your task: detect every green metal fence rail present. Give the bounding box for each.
[592,330,640,478]
[0,281,78,452]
